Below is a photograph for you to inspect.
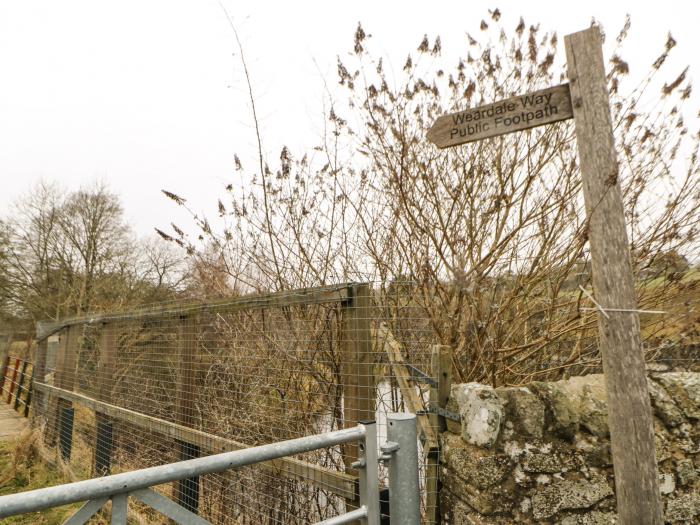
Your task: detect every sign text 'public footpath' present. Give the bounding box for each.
[427,83,573,148]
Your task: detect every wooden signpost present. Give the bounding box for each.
[428,26,662,524]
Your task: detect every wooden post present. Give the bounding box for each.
[50,326,78,458]
[425,345,452,525]
[94,322,117,475]
[341,283,375,513]
[0,355,8,395]
[565,26,662,524]
[24,368,34,418]
[430,345,452,434]
[6,357,20,403]
[0,335,11,394]
[44,330,65,445]
[14,360,28,411]
[175,314,201,514]
[33,337,47,425]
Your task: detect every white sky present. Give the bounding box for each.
[1,1,698,237]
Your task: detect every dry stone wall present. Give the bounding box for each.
[440,370,699,524]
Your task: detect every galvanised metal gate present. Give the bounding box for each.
[0,415,420,525]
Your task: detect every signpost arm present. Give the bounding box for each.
[565,26,662,524]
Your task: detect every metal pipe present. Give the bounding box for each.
[386,413,420,525]
[0,425,366,518]
[315,506,368,525]
[358,421,380,525]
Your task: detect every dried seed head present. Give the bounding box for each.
[417,34,430,53]
[662,67,688,96]
[354,23,366,55]
[611,55,630,75]
[161,190,186,205]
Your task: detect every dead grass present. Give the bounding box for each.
[0,429,105,524]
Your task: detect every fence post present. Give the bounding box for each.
[0,334,11,394]
[0,355,8,396]
[175,314,200,514]
[49,326,77,459]
[385,413,420,525]
[341,283,375,514]
[425,344,452,525]
[24,368,34,418]
[33,335,47,425]
[6,357,20,403]
[14,360,28,411]
[565,26,662,523]
[94,322,116,475]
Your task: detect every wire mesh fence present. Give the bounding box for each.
[31,284,442,524]
[28,277,700,523]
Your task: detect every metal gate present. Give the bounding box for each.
[0,415,420,525]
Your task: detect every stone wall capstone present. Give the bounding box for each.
[440,371,699,524]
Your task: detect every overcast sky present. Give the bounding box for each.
[1,1,698,237]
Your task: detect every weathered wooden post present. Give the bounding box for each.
[23,368,34,418]
[427,24,662,523]
[48,325,78,459]
[425,344,452,525]
[13,360,28,411]
[0,335,11,394]
[175,314,201,514]
[6,357,20,403]
[94,322,117,475]
[33,334,47,425]
[341,283,374,514]
[0,356,8,395]
[564,26,662,523]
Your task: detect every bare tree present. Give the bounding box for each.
[1,182,187,322]
[162,13,699,384]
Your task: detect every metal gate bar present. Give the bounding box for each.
[0,416,420,525]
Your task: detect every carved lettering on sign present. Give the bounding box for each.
[427,84,573,148]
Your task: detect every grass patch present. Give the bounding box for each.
[0,430,158,524]
[0,430,90,524]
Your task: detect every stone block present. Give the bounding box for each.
[530,381,580,439]
[648,378,686,427]
[497,386,545,439]
[531,475,613,520]
[676,459,697,487]
[654,373,700,420]
[522,448,576,474]
[665,493,700,522]
[575,435,612,467]
[450,383,504,448]
[440,471,513,516]
[579,386,609,438]
[440,432,513,489]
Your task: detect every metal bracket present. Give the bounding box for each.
[379,440,400,461]
[404,364,437,387]
[416,404,460,422]
[351,458,366,469]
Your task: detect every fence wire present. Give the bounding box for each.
[31,284,440,524]
[26,276,699,524]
